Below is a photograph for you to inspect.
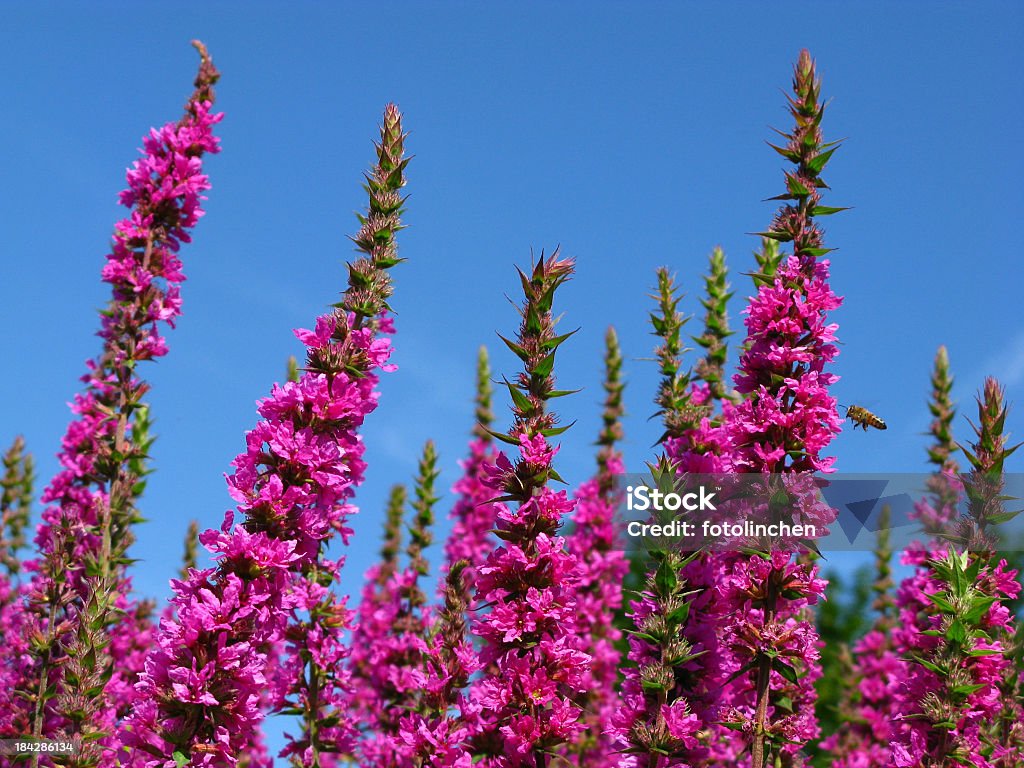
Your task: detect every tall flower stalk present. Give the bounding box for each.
[913,346,961,537]
[564,327,629,766]
[348,482,407,729]
[891,378,1022,767]
[355,442,444,767]
[469,253,589,767]
[717,49,844,768]
[441,346,500,606]
[693,247,735,406]
[121,104,406,768]
[821,504,902,767]
[616,271,723,768]
[6,43,221,764]
[1,436,34,581]
[0,436,35,740]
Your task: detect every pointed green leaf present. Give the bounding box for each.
[807,146,839,174]
[810,205,851,217]
[497,334,530,362]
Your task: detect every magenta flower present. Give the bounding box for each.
[440,347,501,607]
[2,43,221,761]
[121,104,407,767]
[560,327,629,766]
[708,50,844,768]
[468,254,590,768]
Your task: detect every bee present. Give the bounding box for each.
[845,404,887,431]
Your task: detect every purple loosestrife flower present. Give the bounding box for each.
[820,505,902,767]
[882,349,964,762]
[1,436,34,581]
[469,254,590,768]
[562,327,629,766]
[395,561,480,768]
[0,437,35,737]
[715,50,843,768]
[615,269,735,768]
[354,441,444,767]
[4,44,222,763]
[891,379,1024,768]
[347,484,407,724]
[909,347,962,538]
[121,105,407,768]
[441,347,500,607]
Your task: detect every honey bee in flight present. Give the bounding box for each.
[845,405,887,431]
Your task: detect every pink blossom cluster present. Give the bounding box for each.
[30,99,221,596]
[122,311,395,766]
[0,50,222,755]
[393,568,480,768]
[564,451,629,763]
[706,51,841,766]
[441,437,500,605]
[349,567,434,764]
[889,551,1021,767]
[470,435,590,765]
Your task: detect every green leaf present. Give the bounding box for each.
[807,146,839,174]
[655,560,678,594]
[504,378,532,412]
[986,509,1022,525]
[773,659,799,684]
[952,683,987,696]
[532,352,555,378]
[963,596,997,624]
[810,205,851,216]
[542,328,579,351]
[753,230,794,243]
[497,334,530,362]
[482,427,520,446]
[948,619,967,644]
[540,421,576,437]
[666,602,691,625]
[786,175,811,196]
[548,388,582,398]
[173,753,189,768]
[766,142,801,162]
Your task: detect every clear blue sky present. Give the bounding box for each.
[1,0,1021,721]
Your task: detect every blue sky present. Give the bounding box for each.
[1,0,1021,738]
